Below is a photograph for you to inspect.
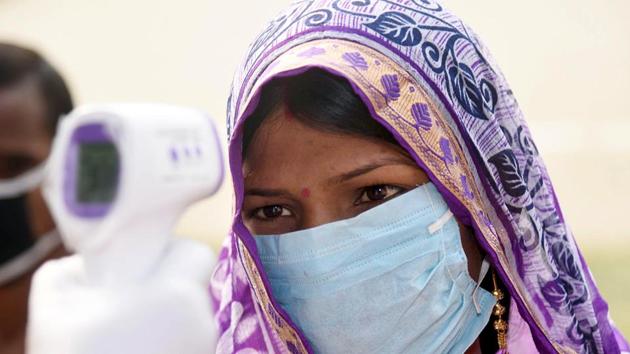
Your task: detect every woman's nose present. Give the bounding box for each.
[299,202,347,230]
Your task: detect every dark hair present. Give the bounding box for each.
[242,68,397,156]
[0,42,74,135]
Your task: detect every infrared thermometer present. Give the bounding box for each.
[43,104,224,284]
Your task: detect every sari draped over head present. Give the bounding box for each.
[210,1,629,353]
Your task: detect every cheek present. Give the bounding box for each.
[33,137,53,160]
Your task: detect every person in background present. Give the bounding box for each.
[0,42,73,354]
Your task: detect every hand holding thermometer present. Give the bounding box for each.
[27,104,223,354]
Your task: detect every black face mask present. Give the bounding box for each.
[0,194,35,266]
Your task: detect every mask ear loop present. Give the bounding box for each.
[0,161,47,198]
[0,229,61,285]
[472,260,509,350]
[428,209,490,315]
[427,210,453,235]
[472,257,491,314]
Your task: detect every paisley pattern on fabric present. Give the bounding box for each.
[212,1,626,353]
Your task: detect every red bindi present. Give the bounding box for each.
[301,188,311,198]
[282,102,293,121]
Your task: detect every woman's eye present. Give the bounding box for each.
[254,205,292,220]
[356,185,403,204]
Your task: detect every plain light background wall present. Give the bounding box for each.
[1,0,628,252]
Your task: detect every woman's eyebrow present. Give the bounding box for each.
[245,187,293,197]
[327,157,416,185]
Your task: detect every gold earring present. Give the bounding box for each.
[492,271,508,351]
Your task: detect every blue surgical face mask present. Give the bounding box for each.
[254,182,496,354]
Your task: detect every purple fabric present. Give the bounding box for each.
[211,1,628,353]
[503,297,539,354]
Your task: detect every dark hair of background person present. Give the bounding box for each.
[242,68,398,157]
[0,42,73,135]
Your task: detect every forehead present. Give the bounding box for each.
[0,78,48,139]
[243,109,409,184]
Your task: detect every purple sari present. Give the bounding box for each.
[210,1,629,353]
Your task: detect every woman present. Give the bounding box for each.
[210,1,629,353]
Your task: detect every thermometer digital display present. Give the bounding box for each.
[77,142,119,204]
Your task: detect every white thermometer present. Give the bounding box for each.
[43,103,224,284]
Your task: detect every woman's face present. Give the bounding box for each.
[242,106,482,277]
[242,106,428,235]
